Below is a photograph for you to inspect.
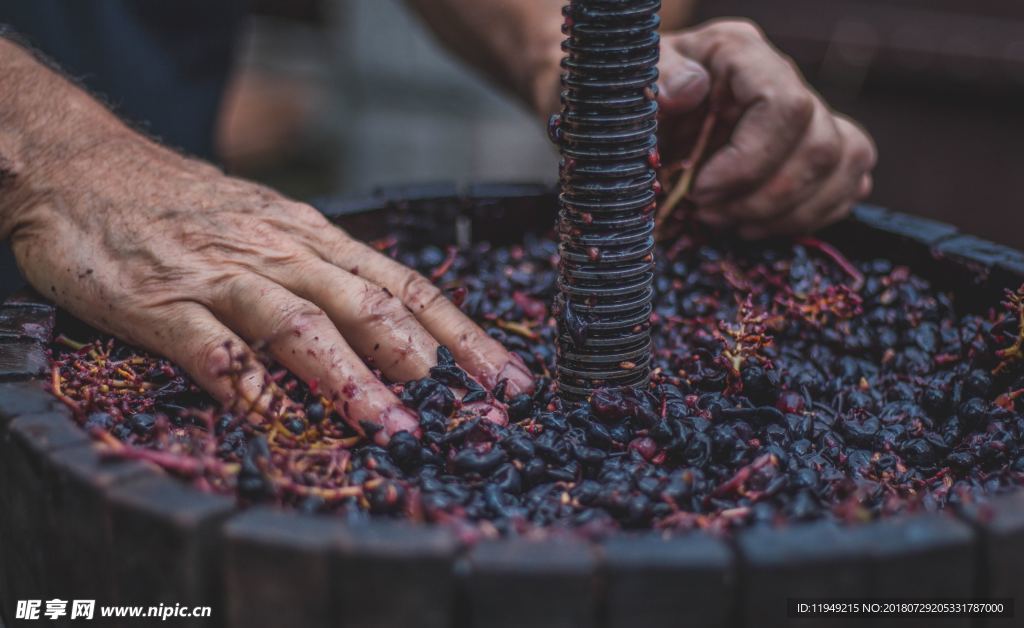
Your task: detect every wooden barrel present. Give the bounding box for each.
[1,183,1021,628]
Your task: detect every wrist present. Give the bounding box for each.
[0,120,141,236]
[0,38,143,237]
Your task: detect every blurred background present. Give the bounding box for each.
[2,0,1023,294]
[222,0,1024,249]
[216,0,560,197]
[693,0,1024,250]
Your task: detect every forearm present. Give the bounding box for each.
[405,0,701,121]
[0,36,194,241]
[661,0,699,30]
[403,0,564,120]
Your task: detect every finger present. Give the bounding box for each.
[737,118,874,239]
[710,101,842,223]
[212,274,419,445]
[736,175,852,240]
[133,302,275,416]
[276,259,508,425]
[839,114,878,176]
[670,21,815,204]
[284,259,437,382]
[323,237,535,396]
[737,199,855,241]
[657,38,711,114]
[858,173,874,198]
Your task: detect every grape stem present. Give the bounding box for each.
[995,285,1024,374]
[796,236,865,292]
[655,82,724,234]
[429,245,458,281]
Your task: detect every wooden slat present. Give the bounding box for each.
[465,538,598,628]
[603,533,736,628]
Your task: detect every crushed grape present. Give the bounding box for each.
[47,233,1024,540]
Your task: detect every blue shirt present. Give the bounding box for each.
[0,0,247,160]
[0,0,246,295]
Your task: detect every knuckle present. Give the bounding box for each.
[269,300,325,341]
[186,217,280,260]
[360,286,412,323]
[714,39,750,71]
[779,92,815,128]
[401,273,446,314]
[293,202,332,230]
[804,138,842,175]
[285,255,327,281]
[707,18,764,43]
[241,216,280,245]
[195,338,234,381]
[326,229,359,261]
[852,135,878,171]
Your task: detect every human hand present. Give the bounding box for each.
[656,19,877,238]
[6,138,532,444]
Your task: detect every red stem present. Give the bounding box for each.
[796,236,865,292]
[654,81,725,232]
[710,453,773,498]
[430,246,458,281]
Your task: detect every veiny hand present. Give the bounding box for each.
[7,138,532,444]
[656,19,877,238]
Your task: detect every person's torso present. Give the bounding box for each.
[0,0,247,297]
[0,0,247,160]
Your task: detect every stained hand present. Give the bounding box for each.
[8,140,532,444]
[656,19,877,238]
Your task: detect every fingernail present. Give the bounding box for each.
[499,355,535,396]
[374,406,421,445]
[659,59,709,108]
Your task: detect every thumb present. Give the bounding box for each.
[657,41,711,113]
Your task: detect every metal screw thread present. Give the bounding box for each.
[552,0,661,402]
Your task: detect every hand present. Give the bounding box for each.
[7,137,533,444]
[656,19,877,238]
